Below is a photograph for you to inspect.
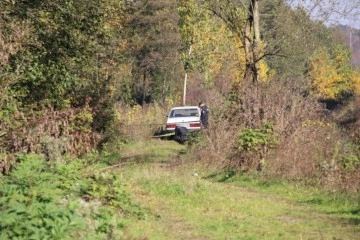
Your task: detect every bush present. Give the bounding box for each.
[0,108,103,173]
[233,122,278,171]
[0,153,147,239]
[192,78,360,193]
[0,155,84,239]
[237,122,278,153]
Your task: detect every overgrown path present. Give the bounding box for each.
[114,140,360,239]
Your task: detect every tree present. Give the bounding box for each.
[3,0,113,108]
[204,0,262,84]
[177,0,197,105]
[126,0,182,105]
[308,45,360,100]
[261,0,337,78]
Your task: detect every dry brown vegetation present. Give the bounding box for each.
[0,108,102,173]
[0,103,170,174]
[191,78,360,193]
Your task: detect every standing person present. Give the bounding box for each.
[199,101,209,128]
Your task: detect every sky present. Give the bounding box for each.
[287,0,360,29]
[334,17,360,30]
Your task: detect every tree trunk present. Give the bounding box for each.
[244,15,254,83]
[142,71,146,107]
[244,0,260,84]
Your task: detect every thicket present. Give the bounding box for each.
[176,1,360,195]
[192,78,360,193]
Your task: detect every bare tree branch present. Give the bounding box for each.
[287,0,360,27]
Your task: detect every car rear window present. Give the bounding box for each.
[170,108,199,118]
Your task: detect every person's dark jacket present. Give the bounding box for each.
[175,126,188,143]
[200,105,209,128]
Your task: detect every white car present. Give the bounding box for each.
[166,106,201,132]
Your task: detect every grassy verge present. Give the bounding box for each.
[1,139,359,239]
[117,139,360,240]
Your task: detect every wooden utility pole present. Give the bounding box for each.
[252,0,260,83]
[183,45,192,106]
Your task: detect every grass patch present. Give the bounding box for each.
[118,139,186,163]
[206,171,360,229]
[123,165,360,239]
[4,139,358,239]
[115,140,360,239]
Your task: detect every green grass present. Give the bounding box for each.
[116,139,360,240]
[117,139,185,163]
[121,167,360,239]
[209,172,360,225]
[1,139,359,239]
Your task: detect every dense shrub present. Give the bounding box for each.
[192,78,360,193]
[0,153,147,239]
[0,108,103,173]
[233,122,279,171]
[0,155,84,239]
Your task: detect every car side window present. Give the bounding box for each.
[170,110,175,118]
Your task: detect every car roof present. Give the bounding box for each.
[170,106,199,110]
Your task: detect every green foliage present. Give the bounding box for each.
[92,206,122,236]
[237,122,278,152]
[340,142,360,171]
[186,131,204,147]
[70,108,93,132]
[342,154,360,171]
[126,0,182,103]
[0,152,148,239]
[177,0,245,87]
[1,0,127,109]
[177,0,199,71]
[177,0,198,47]
[0,155,83,240]
[82,172,148,219]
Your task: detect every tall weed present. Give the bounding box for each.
[0,155,83,240]
[0,108,102,173]
[114,103,168,141]
[0,153,147,239]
